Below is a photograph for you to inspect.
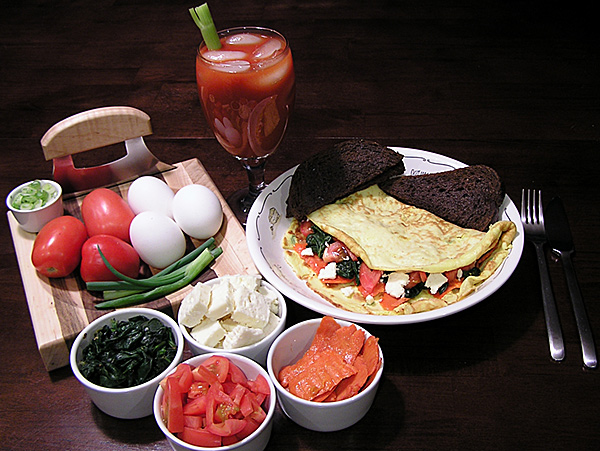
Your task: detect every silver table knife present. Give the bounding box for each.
[545,196,597,369]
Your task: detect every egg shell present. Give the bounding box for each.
[172,184,223,240]
[127,176,175,218]
[129,211,186,269]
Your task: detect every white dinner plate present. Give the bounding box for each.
[246,147,524,325]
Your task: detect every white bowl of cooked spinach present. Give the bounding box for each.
[70,308,185,419]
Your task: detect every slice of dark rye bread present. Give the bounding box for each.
[286,139,405,219]
[379,165,505,231]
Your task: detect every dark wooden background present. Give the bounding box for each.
[1,1,598,450]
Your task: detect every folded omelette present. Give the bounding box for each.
[283,185,517,315]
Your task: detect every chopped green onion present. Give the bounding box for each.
[189,3,221,50]
[11,180,58,210]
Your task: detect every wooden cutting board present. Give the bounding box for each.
[7,158,258,371]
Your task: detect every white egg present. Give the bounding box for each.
[129,211,186,268]
[172,184,223,240]
[127,176,175,218]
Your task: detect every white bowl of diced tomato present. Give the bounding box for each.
[154,353,276,451]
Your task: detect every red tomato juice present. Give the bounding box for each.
[196,28,295,159]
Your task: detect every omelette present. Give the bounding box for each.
[282,185,517,315]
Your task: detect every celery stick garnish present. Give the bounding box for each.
[189,3,221,50]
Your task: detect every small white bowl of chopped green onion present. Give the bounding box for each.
[70,308,185,419]
[6,179,63,232]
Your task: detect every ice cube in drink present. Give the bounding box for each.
[253,38,283,60]
[225,33,266,46]
[203,50,248,62]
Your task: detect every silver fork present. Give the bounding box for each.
[521,189,565,361]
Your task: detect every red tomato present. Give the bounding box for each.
[405,271,427,288]
[207,418,247,437]
[180,427,221,447]
[299,220,313,237]
[183,396,208,416]
[322,241,355,263]
[80,235,140,283]
[201,355,230,383]
[162,359,270,447]
[165,377,185,434]
[81,188,135,243]
[227,362,248,386]
[249,374,271,396]
[31,216,88,278]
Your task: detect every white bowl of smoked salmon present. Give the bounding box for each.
[266,316,383,432]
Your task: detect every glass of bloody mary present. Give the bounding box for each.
[195,26,295,225]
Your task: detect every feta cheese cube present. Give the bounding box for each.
[318,262,337,280]
[231,290,270,329]
[219,317,239,332]
[385,272,410,298]
[222,324,265,349]
[300,247,314,256]
[190,318,226,348]
[179,282,210,328]
[425,273,448,295]
[258,286,280,314]
[341,286,354,297]
[206,280,233,320]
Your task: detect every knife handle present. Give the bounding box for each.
[559,251,597,369]
[533,242,565,361]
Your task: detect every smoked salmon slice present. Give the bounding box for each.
[278,316,381,402]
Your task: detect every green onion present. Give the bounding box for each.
[11,180,58,210]
[86,237,217,292]
[189,3,221,50]
[95,247,222,310]
[151,237,216,278]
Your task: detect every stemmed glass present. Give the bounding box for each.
[195,26,295,225]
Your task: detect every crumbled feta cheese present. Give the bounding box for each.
[190,319,226,348]
[300,247,314,256]
[385,272,410,298]
[222,324,265,349]
[256,285,279,314]
[180,276,282,350]
[206,280,233,320]
[179,283,210,328]
[231,290,271,329]
[341,286,354,297]
[318,262,337,280]
[425,273,448,294]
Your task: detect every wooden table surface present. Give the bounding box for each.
[1,1,598,450]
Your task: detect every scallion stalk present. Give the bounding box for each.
[94,247,222,310]
[189,3,221,50]
[87,237,217,292]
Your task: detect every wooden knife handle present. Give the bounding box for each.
[40,106,153,160]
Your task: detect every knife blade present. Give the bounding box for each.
[545,196,597,369]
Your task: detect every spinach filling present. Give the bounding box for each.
[305,225,335,258]
[78,315,177,389]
